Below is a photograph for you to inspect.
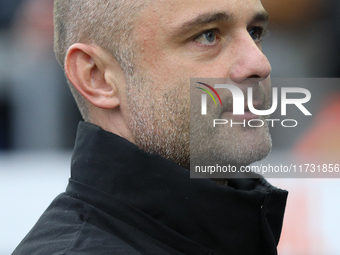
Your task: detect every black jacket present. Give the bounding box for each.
[13,122,288,255]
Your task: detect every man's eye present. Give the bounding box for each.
[248,27,265,42]
[194,30,218,45]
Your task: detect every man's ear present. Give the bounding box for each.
[65,43,120,109]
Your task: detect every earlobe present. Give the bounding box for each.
[65,43,120,109]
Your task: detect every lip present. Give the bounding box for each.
[222,110,259,120]
[221,101,263,120]
[246,101,263,110]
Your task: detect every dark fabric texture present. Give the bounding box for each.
[13,122,288,255]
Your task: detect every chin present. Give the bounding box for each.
[230,140,272,166]
[229,127,273,166]
[191,125,272,168]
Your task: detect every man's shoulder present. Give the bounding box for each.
[12,193,142,255]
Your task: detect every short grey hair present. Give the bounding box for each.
[54,0,144,121]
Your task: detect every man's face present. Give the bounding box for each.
[123,0,272,168]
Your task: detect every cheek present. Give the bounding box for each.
[137,32,233,83]
[139,52,192,91]
[138,39,235,89]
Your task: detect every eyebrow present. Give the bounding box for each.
[173,10,269,37]
[252,11,269,24]
[178,12,232,32]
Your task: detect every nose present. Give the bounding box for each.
[229,36,271,83]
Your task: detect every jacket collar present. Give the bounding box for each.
[70,122,287,255]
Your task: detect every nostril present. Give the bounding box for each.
[228,45,271,82]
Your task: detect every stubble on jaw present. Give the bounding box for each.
[125,75,272,170]
[125,72,191,168]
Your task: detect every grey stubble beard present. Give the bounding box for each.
[125,71,272,170]
[126,71,191,168]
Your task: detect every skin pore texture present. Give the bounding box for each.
[123,0,272,169]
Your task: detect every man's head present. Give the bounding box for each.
[55,0,272,168]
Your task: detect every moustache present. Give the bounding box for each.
[219,86,269,113]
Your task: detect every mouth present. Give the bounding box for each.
[221,101,263,120]
[223,110,259,120]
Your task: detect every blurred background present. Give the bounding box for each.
[0,0,340,254]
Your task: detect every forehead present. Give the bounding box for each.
[139,0,266,27]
